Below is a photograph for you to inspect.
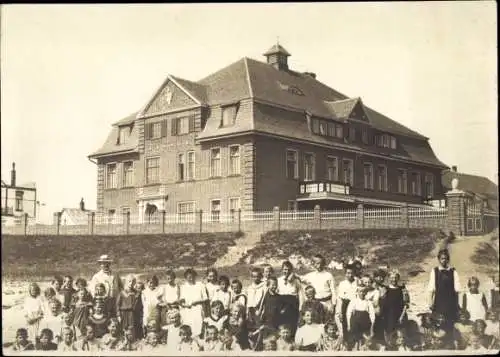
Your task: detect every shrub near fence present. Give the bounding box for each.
[4,204,496,236]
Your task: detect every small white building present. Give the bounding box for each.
[59,199,95,225]
[1,163,37,226]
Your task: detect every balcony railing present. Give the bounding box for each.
[299,181,350,195]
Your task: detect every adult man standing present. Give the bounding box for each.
[89,255,123,316]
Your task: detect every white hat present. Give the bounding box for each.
[97,254,113,263]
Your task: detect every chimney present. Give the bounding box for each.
[80,198,85,211]
[263,42,291,71]
[303,72,317,79]
[452,165,457,172]
[11,162,16,187]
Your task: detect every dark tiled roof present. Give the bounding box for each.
[263,44,291,56]
[169,75,208,103]
[442,171,498,211]
[113,112,138,126]
[89,123,138,158]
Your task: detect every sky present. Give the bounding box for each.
[1,2,497,224]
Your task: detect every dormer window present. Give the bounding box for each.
[311,118,343,139]
[117,125,131,145]
[221,103,239,127]
[376,133,397,149]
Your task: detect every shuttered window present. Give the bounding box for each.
[145,120,167,139]
[172,116,195,135]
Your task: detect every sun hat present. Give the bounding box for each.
[97,254,113,263]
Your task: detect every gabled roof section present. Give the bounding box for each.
[324,98,360,121]
[168,75,207,104]
[89,123,138,159]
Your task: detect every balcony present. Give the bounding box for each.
[297,181,353,202]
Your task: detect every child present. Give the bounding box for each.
[355,333,386,351]
[262,334,278,351]
[205,268,219,306]
[39,298,64,343]
[101,318,124,350]
[61,312,77,342]
[231,279,247,308]
[10,328,35,352]
[372,268,388,342]
[93,282,113,317]
[277,260,301,337]
[177,324,201,352]
[294,308,323,351]
[220,327,242,351]
[23,282,44,342]
[227,302,250,350]
[61,275,76,314]
[346,286,376,348]
[118,325,141,351]
[388,328,411,351]
[89,300,109,338]
[276,324,296,351]
[35,328,58,351]
[51,275,65,306]
[212,275,232,313]
[316,321,345,352]
[467,331,489,352]
[246,267,266,333]
[381,270,409,342]
[487,274,500,321]
[78,324,102,351]
[160,269,180,327]
[72,278,93,338]
[301,285,326,324]
[203,300,229,336]
[140,330,161,351]
[180,268,208,338]
[163,307,182,348]
[462,276,488,322]
[473,319,499,349]
[116,274,143,340]
[202,325,223,351]
[336,263,358,339]
[141,275,163,333]
[42,287,57,315]
[58,326,78,352]
[259,277,283,331]
[262,264,275,286]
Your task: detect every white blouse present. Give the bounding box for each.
[295,324,323,346]
[337,279,358,301]
[278,275,301,296]
[162,283,180,305]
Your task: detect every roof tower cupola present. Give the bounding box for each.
[263,41,291,71]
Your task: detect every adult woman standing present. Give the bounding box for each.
[428,248,461,348]
[277,261,301,337]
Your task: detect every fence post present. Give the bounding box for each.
[123,211,130,235]
[273,206,280,236]
[88,211,95,235]
[160,210,166,234]
[357,204,364,229]
[445,189,467,236]
[314,205,321,229]
[196,210,203,233]
[401,204,409,229]
[53,212,61,235]
[23,213,28,236]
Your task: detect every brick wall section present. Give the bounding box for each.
[243,139,256,211]
[137,118,145,154]
[96,164,105,212]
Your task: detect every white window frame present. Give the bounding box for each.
[177,201,196,215]
[151,122,162,139]
[210,199,222,222]
[106,163,117,189]
[178,153,185,181]
[342,159,354,186]
[145,157,160,184]
[319,121,327,136]
[229,145,241,175]
[411,172,421,196]
[326,156,339,182]
[118,126,129,145]
[390,136,397,149]
[363,162,374,190]
[303,152,316,181]
[186,151,195,180]
[177,117,190,135]
[107,209,116,224]
[228,197,241,212]
[397,168,408,194]
[286,149,299,179]
[377,165,388,192]
[122,161,134,187]
[210,148,222,177]
[335,124,343,139]
[311,119,320,134]
[221,104,238,127]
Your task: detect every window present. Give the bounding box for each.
[107,209,116,225]
[326,156,339,181]
[328,123,336,137]
[221,104,238,127]
[145,120,167,139]
[312,119,320,134]
[229,197,241,212]
[377,165,388,192]
[287,200,298,211]
[425,173,434,198]
[15,191,23,211]
[361,128,369,144]
[304,153,315,181]
[121,207,130,215]
[411,172,421,196]
[342,159,354,186]
[118,126,130,145]
[363,163,374,190]
[171,116,195,136]
[397,169,408,194]
[335,124,344,138]
[376,133,397,149]
[106,163,117,189]
[146,157,160,184]
[348,127,356,142]
[187,151,195,180]
[210,148,221,177]
[210,199,221,222]
[151,122,161,139]
[177,201,195,222]
[390,136,397,149]
[123,161,134,187]
[319,121,327,136]
[178,153,185,181]
[286,150,298,179]
[229,146,241,175]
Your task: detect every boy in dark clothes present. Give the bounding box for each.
[300,285,326,324]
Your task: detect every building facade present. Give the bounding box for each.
[1,163,37,226]
[89,44,448,221]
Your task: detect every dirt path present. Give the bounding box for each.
[213,230,264,268]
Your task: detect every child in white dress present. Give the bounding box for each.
[295,309,323,351]
[141,275,163,330]
[177,324,202,352]
[159,269,180,327]
[461,276,488,322]
[180,268,208,337]
[212,276,232,313]
[24,282,44,341]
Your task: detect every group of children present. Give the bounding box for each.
[11,253,500,353]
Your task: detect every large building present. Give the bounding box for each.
[1,163,37,226]
[89,44,448,222]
